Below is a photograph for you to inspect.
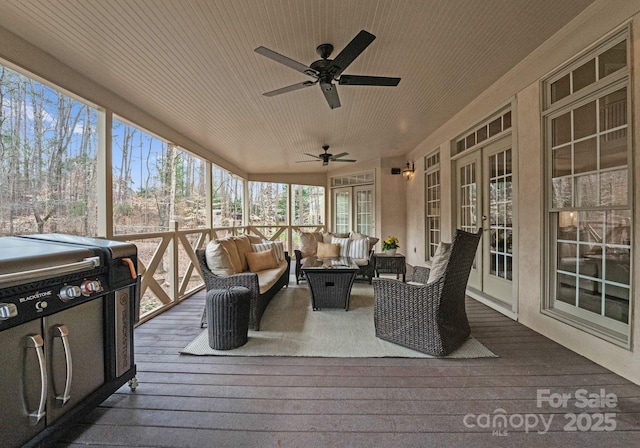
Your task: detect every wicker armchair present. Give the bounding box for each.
[373,229,482,356]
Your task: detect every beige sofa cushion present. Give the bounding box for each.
[233,234,252,271]
[256,260,289,295]
[245,233,262,244]
[218,236,243,274]
[299,231,320,258]
[204,240,235,276]
[246,249,279,272]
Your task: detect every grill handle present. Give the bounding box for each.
[55,325,73,406]
[0,257,100,287]
[28,334,47,426]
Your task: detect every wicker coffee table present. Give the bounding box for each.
[301,256,359,311]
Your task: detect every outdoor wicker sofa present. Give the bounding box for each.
[294,231,377,285]
[372,229,482,356]
[196,248,290,331]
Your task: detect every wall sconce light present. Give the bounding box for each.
[402,161,415,180]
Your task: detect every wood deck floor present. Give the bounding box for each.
[57,278,640,448]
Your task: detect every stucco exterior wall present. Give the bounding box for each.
[404,0,640,384]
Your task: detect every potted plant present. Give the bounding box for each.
[382,235,399,255]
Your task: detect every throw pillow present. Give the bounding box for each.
[233,234,252,271]
[269,240,285,262]
[427,242,452,284]
[317,242,341,258]
[217,236,243,274]
[245,233,262,244]
[366,236,379,251]
[246,249,279,272]
[251,241,286,263]
[349,231,366,240]
[331,236,351,257]
[298,231,319,258]
[348,237,369,259]
[204,240,235,276]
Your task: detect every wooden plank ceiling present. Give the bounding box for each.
[0,0,595,174]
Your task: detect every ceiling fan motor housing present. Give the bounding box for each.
[316,43,334,59]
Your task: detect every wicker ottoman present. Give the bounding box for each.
[206,286,251,350]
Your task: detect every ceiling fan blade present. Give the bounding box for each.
[263,81,315,97]
[339,75,401,86]
[330,152,349,159]
[254,46,317,76]
[296,160,320,163]
[326,30,376,77]
[303,152,321,159]
[320,82,341,109]
[332,159,357,162]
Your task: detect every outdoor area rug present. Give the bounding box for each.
[181,281,497,358]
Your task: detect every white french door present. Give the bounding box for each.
[333,185,374,235]
[455,135,515,307]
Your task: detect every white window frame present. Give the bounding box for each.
[424,151,441,261]
[541,27,632,347]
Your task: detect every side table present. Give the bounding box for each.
[374,253,406,282]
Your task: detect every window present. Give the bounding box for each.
[0,65,99,237]
[212,165,243,229]
[543,29,631,344]
[455,111,512,155]
[424,151,441,260]
[247,181,288,240]
[292,185,325,226]
[112,118,207,234]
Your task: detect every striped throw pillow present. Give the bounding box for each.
[348,237,370,259]
[331,237,351,257]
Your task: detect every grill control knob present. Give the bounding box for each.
[59,285,82,301]
[0,303,18,320]
[81,280,102,295]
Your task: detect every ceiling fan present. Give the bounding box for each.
[255,30,401,109]
[297,145,356,166]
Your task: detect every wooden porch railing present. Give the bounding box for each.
[111,223,325,325]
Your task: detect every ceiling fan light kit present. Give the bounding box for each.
[255,30,401,109]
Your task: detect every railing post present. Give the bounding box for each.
[169,221,179,303]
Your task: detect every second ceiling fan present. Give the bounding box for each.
[298,145,356,166]
[255,30,401,109]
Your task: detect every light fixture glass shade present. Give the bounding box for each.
[402,162,414,180]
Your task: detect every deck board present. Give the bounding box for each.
[55,279,640,447]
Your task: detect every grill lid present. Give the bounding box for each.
[0,237,95,277]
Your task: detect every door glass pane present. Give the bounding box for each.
[355,189,373,236]
[334,192,350,234]
[459,163,477,233]
[488,149,512,280]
